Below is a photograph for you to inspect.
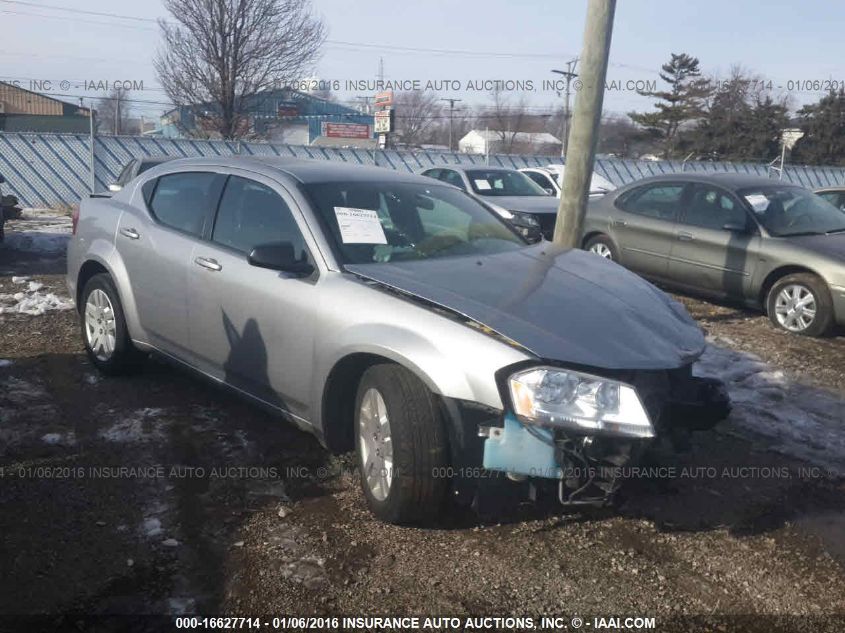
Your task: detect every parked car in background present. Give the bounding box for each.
[814,187,845,212]
[419,165,558,239]
[68,156,728,524]
[582,173,845,337]
[109,157,175,192]
[519,164,616,198]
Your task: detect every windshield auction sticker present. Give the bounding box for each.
[333,207,388,244]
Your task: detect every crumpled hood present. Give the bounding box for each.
[346,244,705,370]
[477,195,560,215]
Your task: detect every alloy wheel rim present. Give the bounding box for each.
[358,387,393,501]
[85,289,117,361]
[774,284,816,332]
[590,243,613,259]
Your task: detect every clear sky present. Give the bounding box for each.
[1,0,842,121]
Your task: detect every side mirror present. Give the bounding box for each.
[722,222,749,233]
[248,242,314,276]
[108,184,122,192]
[543,187,555,196]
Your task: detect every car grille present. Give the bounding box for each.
[535,213,556,240]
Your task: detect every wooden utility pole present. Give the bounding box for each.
[552,0,616,247]
[440,98,463,152]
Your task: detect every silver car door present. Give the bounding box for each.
[187,172,319,422]
[667,183,759,297]
[116,170,222,355]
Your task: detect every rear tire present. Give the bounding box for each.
[355,363,449,524]
[80,273,144,374]
[584,234,618,261]
[766,273,834,337]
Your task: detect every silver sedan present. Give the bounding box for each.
[67,157,728,524]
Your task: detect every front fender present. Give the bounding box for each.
[312,318,531,437]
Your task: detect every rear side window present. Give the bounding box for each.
[618,183,685,221]
[212,176,309,262]
[149,172,219,237]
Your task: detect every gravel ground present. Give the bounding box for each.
[0,222,844,632]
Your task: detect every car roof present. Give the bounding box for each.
[422,164,521,174]
[137,156,176,166]
[153,155,435,185]
[618,172,799,192]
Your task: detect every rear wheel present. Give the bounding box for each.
[766,273,834,337]
[585,234,618,261]
[355,363,449,524]
[81,273,143,374]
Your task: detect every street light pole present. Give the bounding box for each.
[440,98,462,152]
[551,58,579,159]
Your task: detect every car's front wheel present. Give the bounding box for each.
[80,273,143,374]
[355,363,449,524]
[766,273,834,337]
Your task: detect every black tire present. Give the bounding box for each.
[766,273,835,337]
[80,273,144,374]
[584,234,618,261]
[355,363,449,524]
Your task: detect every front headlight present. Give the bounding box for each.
[509,211,540,228]
[509,367,655,439]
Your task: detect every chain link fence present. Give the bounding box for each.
[1,131,844,208]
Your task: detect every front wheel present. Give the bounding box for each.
[766,273,834,337]
[80,273,144,374]
[355,364,449,524]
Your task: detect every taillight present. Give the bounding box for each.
[71,206,80,235]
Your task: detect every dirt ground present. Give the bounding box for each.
[1,237,844,632]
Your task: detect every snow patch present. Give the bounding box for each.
[142,517,163,537]
[695,339,845,472]
[0,279,73,316]
[98,407,168,443]
[41,431,76,446]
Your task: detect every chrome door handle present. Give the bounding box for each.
[612,219,627,227]
[120,227,140,240]
[194,256,222,271]
[677,231,695,241]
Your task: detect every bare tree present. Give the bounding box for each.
[481,89,531,153]
[154,0,326,139]
[393,90,441,148]
[96,87,133,135]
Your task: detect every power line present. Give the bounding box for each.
[0,0,617,64]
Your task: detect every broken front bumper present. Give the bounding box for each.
[453,374,731,507]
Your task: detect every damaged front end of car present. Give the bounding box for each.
[474,362,730,507]
[346,245,731,509]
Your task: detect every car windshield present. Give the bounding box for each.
[739,186,845,237]
[465,169,549,197]
[302,181,527,265]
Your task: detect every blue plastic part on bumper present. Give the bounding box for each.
[482,413,562,479]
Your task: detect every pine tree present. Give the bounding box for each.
[791,90,845,166]
[689,70,787,161]
[629,53,711,158]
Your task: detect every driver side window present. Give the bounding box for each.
[212,176,308,262]
[681,185,749,231]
